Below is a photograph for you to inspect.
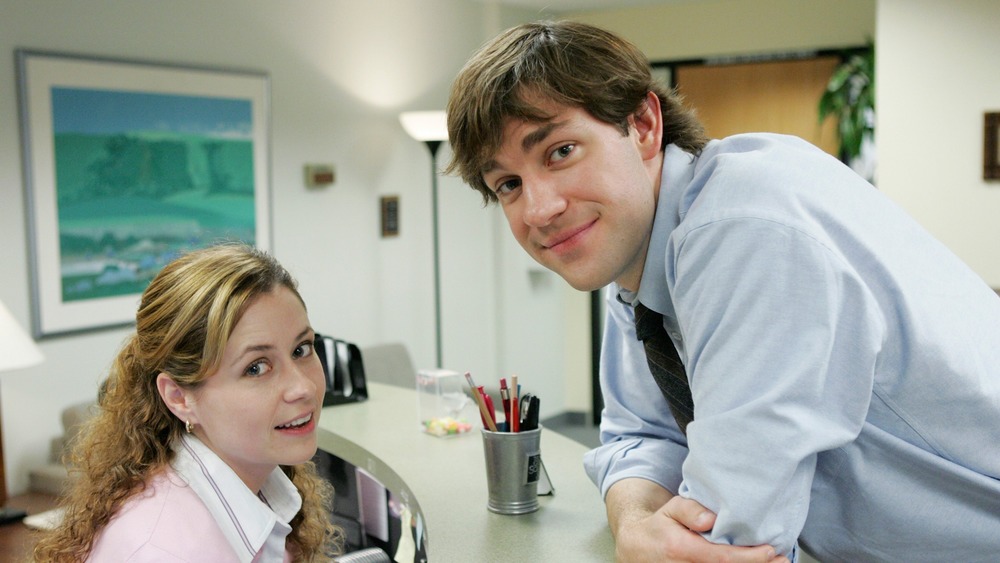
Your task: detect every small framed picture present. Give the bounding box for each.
[985,112,1000,181]
[381,195,400,237]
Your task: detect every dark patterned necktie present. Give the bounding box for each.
[633,302,694,434]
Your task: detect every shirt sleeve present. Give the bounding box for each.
[671,217,884,556]
[583,287,690,499]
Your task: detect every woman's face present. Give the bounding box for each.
[184,286,326,491]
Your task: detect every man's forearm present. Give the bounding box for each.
[606,477,674,539]
[604,478,786,563]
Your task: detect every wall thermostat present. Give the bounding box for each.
[305,164,335,188]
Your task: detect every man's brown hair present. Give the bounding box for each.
[445,20,708,204]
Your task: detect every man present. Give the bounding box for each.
[445,20,1000,563]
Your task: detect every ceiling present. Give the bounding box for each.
[482,0,700,14]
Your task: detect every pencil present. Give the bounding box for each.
[465,371,498,432]
[500,378,510,431]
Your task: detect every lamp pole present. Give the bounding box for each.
[399,111,448,369]
[425,140,443,369]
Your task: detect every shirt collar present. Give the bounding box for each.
[617,143,700,316]
[172,434,301,562]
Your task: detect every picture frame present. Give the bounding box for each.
[381,195,400,238]
[984,112,1000,181]
[16,50,271,337]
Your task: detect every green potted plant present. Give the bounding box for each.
[819,44,875,165]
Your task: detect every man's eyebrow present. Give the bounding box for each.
[521,121,559,153]
[481,120,563,176]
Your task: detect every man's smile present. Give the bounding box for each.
[539,218,598,253]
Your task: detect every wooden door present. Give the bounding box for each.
[674,56,840,156]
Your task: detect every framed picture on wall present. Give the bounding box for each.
[985,112,1000,181]
[16,50,271,337]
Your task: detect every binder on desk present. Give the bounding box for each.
[315,334,369,406]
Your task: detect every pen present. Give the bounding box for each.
[510,374,519,433]
[520,393,540,431]
[500,378,511,431]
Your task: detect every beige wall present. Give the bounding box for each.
[571,0,875,61]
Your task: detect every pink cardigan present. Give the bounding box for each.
[87,468,293,562]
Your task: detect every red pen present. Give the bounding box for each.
[510,374,519,433]
[478,386,498,430]
[500,378,511,431]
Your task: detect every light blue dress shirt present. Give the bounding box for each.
[583,134,1000,562]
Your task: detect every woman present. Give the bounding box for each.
[34,244,342,562]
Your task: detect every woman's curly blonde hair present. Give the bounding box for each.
[33,243,343,562]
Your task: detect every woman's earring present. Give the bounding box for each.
[185,420,193,434]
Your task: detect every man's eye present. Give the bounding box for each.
[495,178,522,195]
[551,144,574,162]
[294,341,314,359]
[245,360,272,378]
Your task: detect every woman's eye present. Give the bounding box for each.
[294,341,314,359]
[245,360,272,378]
[495,178,522,195]
[550,143,574,162]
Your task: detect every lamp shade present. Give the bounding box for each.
[399,111,448,142]
[0,300,43,373]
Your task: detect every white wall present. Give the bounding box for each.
[0,0,560,496]
[876,0,1000,287]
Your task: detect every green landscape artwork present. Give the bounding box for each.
[51,87,256,302]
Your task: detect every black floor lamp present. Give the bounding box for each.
[399,111,449,368]
[0,300,44,524]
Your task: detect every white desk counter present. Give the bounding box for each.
[317,382,615,562]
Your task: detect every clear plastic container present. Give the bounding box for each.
[416,369,474,437]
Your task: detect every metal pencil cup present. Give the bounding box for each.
[480,427,542,515]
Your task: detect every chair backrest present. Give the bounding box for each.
[359,342,416,389]
[60,400,98,456]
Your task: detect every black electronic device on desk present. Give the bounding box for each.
[0,506,27,525]
[315,334,368,406]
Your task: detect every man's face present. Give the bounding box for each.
[482,99,662,292]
